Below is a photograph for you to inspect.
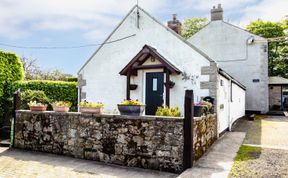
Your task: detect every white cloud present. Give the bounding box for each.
[0,0,167,39]
[83,30,108,41]
[235,0,288,27]
[0,0,286,40]
[181,0,258,11]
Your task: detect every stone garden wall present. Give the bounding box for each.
[14,111,184,173]
[193,114,217,161]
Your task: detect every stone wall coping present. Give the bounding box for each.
[194,114,216,121]
[16,110,184,122]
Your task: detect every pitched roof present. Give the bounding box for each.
[78,5,215,74]
[219,68,246,90]
[269,76,288,85]
[119,45,182,75]
[189,20,267,41]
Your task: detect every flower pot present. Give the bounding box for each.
[29,105,47,111]
[79,106,103,114]
[117,104,145,116]
[194,105,203,117]
[129,84,138,90]
[165,81,175,88]
[53,106,70,112]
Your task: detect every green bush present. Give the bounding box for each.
[20,90,50,109]
[0,51,24,123]
[155,105,181,117]
[67,77,78,82]
[9,80,77,111]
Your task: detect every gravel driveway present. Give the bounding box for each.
[230,116,288,178]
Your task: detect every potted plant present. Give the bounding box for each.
[28,101,47,111]
[79,101,104,114]
[52,101,72,112]
[194,101,213,117]
[155,105,181,117]
[117,99,145,116]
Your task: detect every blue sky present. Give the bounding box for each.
[0,0,287,76]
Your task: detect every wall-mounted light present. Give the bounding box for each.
[247,36,254,45]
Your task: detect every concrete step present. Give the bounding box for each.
[0,139,10,147]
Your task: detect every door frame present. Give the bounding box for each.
[142,70,166,114]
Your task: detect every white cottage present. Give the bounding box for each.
[78,5,246,134]
[188,4,269,114]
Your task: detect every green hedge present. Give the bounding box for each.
[9,80,78,111]
[0,51,24,123]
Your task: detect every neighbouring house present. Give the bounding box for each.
[188,4,269,114]
[269,76,288,112]
[77,5,246,134]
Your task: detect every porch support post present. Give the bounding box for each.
[165,69,170,107]
[126,70,131,100]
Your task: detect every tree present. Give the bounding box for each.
[246,18,288,78]
[246,19,285,38]
[181,17,208,39]
[20,57,74,81]
[21,57,40,80]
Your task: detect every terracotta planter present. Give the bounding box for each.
[53,106,70,112]
[117,104,145,116]
[79,106,103,114]
[29,105,47,112]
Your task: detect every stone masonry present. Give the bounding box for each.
[14,111,184,173]
[14,111,217,173]
[193,114,217,161]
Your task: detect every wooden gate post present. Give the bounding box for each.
[183,90,194,170]
[12,89,21,147]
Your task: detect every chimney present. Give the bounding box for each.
[211,4,223,21]
[168,14,182,34]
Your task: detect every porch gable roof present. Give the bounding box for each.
[119,45,182,76]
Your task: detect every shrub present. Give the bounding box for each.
[0,51,24,123]
[9,80,77,111]
[28,101,47,107]
[79,101,104,108]
[195,101,213,115]
[119,99,143,105]
[67,77,78,82]
[52,101,72,107]
[20,90,50,109]
[156,105,181,117]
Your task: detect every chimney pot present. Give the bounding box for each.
[167,14,182,35]
[211,4,223,21]
[172,14,177,21]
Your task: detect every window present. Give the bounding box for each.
[152,78,157,91]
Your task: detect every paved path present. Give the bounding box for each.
[178,132,246,178]
[0,118,250,178]
[0,148,176,178]
[243,116,288,150]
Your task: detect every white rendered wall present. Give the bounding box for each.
[217,75,245,134]
[189,21,268,113]
[230,83,246,124]
[217,75,230,133]
[78,7,210,114]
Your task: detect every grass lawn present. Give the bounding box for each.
[229,145,262,177]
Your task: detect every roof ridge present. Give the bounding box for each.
[137,6,216,63]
